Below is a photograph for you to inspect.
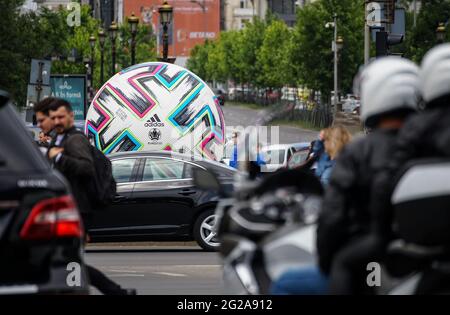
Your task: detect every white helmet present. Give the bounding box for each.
[420,43,450,104]
[357,57,420,127]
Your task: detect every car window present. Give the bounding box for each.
[143,158,184,181]
[111,159,136,183]
[263,149,285,165]
[288,151,309,168]
[183,163,201,179]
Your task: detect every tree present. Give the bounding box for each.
[187,41,212,81]
[290,0,364,102]
[0,3,157,107]
[404,0,450,63]
[240,17,267,88]
[0,0,51,106]
[257,19,292,90]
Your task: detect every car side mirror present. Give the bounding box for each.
[192,167,222,193]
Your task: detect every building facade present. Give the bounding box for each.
[223,0,267,31]
[267,0,296,27]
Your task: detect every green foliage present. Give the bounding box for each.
[404,0,450,63]
[257,20,292,89]
[290,0,364,101]
[187,0,364,102]
[0,0,49,106]
[0,2,156,107]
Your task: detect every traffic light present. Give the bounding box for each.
[376,31,404,57]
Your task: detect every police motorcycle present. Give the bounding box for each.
[374,159,450,295]
[193,105,324,295]
[194,163,323,295]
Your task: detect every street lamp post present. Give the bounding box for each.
[89,35,96,100]
[436,23,446,43]
[98,29,106,84]
[326,14,343,112]
[335,35,344,112]
[109,21,118,77]
[159,1,173,62]
[128,12,139,65]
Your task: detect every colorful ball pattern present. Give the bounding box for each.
[85,62,225,160]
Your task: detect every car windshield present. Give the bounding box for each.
[263,149,285,165]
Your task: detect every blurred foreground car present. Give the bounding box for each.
[88,151,236,251]
[0,91,88,295]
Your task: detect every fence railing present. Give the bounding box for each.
[229,93,332,129]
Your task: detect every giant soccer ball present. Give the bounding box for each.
[85,62,225,160]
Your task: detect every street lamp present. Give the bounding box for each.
[335,35,344,111]
[336,36,344,50]
[159,0,173,62]
[88,34,96,100]
[109,21,119,77]
[436,22,446,43]
[98,28,106,84]
[128,12,139,65]
[327,14,343,112]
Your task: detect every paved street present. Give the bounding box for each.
[222,104,319,144]
[85,246,224,295]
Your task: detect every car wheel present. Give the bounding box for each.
[194,210,220,251]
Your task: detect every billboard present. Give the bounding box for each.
[50,75,87,120]
[123,0,220,58]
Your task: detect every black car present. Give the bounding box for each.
[88,151,236,251]
[0,91,88,294]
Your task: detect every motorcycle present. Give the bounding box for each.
[378,158,450,295]
[193,167,323,294]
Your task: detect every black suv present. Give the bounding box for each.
[0,91,88,294]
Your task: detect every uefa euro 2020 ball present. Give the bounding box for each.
[85,62,226,161]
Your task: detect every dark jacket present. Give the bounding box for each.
[370,105,450,242]
[49,127,96,214]
[316,129,399,274]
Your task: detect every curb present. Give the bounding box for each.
[87,241,198,248]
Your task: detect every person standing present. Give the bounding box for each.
[320,126,352,185]
[229,132,239,169]
[47,98,136,295]
[33,97,56,154]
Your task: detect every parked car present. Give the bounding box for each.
[261,142,310,172]
[342,95,360,113]
[88,151,236,251]
[0,91,89,295]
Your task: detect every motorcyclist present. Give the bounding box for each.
[271,57,421,294]
[370,44,450,269]
[322,57,421,294]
